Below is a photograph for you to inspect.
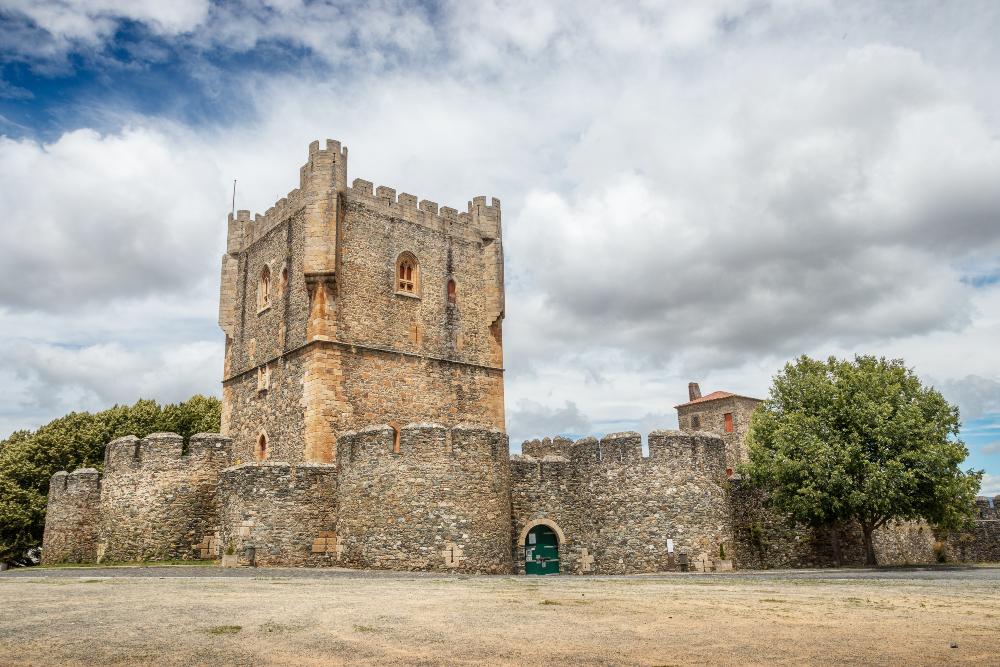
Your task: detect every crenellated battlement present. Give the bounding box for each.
[224,138,501,254]
[517,429,727,472]
[42,468,103,564]
[48,468,102,500]
[975,496,1000,520]
[337,423,507,466]
[347,177,501,244]
[103,433,232,473]
[226,139,349,253]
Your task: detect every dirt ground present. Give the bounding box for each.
[1,566,998,666]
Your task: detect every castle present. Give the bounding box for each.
[41,140,1000,573]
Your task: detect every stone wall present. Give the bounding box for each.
[217,462,338,567]
[97,433,232,562]
[41,468,102,564]
[511,430,731,574]
[728,482,1000,568]
[941,496,1000,563]
[335,424,512,573]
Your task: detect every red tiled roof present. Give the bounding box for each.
[674,390,762,408]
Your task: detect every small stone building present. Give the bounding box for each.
[676,382,763,468]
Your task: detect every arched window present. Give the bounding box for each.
[257,265,271,311]
[255,432,269,461]
[280,265,289,295]
[396,252,419,295]
[447,279,457,305]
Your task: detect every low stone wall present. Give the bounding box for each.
[728,483,1000,568]
[335,423,512,573]
[41,468,102,564]
[217,462,338,567]
[97,433,232,562]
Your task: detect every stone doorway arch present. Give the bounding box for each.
[518,518,566,547]
[520,519,566,576]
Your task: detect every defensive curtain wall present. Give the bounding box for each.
[513,430,731,574]
[42,426,732,573]
[335,424,512,573]
[219,140,506,466]
[217,461,338,567]
[41,468,101,563]
[42,426,1000,570]
[42,433,232,565]
[731,483,1000,568]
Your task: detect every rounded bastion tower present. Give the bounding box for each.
[335,423,512,573]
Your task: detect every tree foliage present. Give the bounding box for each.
[0,396,222,564]
[744,355,982,566]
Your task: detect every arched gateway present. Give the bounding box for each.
[523,522,562,575]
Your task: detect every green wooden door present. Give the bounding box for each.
[525,525,560,575]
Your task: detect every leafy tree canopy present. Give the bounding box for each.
[0,396,221,564]
[744,355,982,566]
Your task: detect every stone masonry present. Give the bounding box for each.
[335,424,512,573]
[512,430,731,574]
[216,462,338,567]
[41,468,101,564]
[219,139,505,464]
[96,433,232,562]
[676,382,762,468]
[39,140,1000,573]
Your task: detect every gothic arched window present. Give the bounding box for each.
[396,252,419,295]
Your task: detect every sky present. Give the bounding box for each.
[1,1,999,495]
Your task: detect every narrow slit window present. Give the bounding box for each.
[257,265,271,311]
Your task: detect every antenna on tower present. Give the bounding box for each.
[231,179,237,217]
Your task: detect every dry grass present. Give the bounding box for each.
[0,569,997,665]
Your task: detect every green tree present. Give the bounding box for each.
[744,355,982,566]
[0,395,222,564]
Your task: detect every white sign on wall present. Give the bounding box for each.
[667,539,674,553]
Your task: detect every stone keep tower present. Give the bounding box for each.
[219,140,505,463]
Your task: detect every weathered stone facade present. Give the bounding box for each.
[729,481,941,568]
[40,468,101,564]
[216,462,338,567]
[97,433,232,562]
[940,498,1000,563]
[512,430,731,574]
[41,433,232,565]
[219,140,505,464]
[336,424,511,573]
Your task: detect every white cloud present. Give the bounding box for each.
[2,1,1000,479]
[0,127,226,311]
[980,473,1000,497]
[0,0,210,63]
